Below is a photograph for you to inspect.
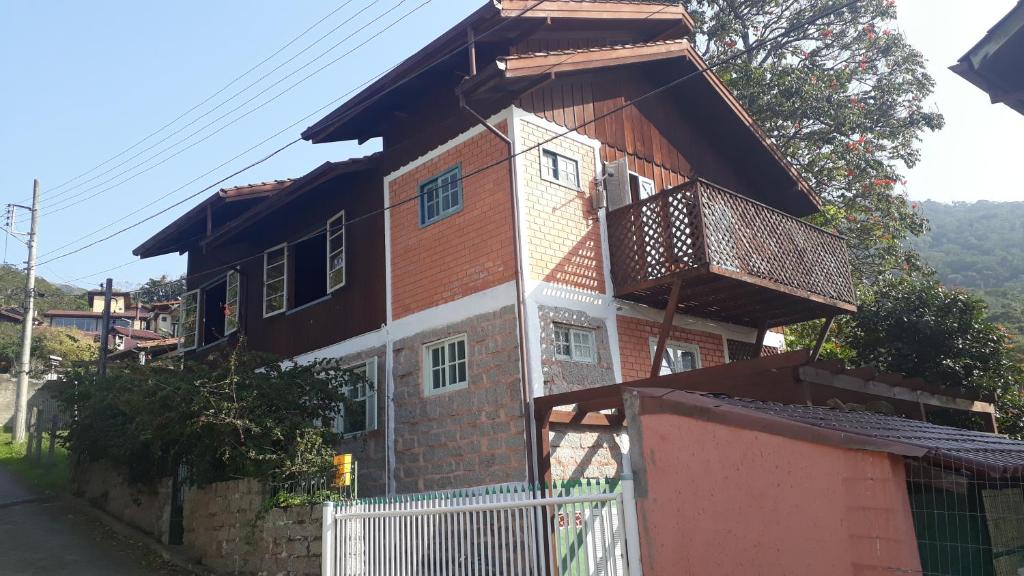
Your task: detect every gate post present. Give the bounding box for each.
[322,501,336,576]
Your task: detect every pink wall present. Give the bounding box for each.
[631,408,923,576]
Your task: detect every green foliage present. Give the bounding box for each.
[132,274,186,304]
[688,0,943,284]
[0,430,70,494]
[57,342,368,486]
[788,276,1024,436]
[0,264,88,313]
[0,326,98,375]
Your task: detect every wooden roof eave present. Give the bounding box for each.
[201,155,379,250]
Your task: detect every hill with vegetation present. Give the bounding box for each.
[914,200,1024,345]
[0,264,88,314]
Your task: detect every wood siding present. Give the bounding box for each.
[187,170,385,358]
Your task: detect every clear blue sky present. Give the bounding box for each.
[1,0,1021,291]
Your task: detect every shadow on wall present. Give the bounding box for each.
[0,374,53,431]
[540,211,605,294]
[550,425,624,482]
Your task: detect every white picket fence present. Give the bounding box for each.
[322,480,643,576]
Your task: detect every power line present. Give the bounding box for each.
[23,0,366,203]
[53,0,862,293]
[39,0,548,259]
[42,0,420,216]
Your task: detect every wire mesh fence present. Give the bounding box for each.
[903,457,1024,576]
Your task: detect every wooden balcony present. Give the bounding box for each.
[607,179,857,327]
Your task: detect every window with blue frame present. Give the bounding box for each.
[419,166,462,226]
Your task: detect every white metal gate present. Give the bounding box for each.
[322,481,642,576]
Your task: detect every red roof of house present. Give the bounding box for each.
[44,310,136,319]
[110,326,163,340]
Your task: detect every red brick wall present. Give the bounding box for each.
[616,314,726,382]
[388,123,515,320]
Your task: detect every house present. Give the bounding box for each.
[135,0,869,498]
[143,300,180,337]
[45,290,149,333]
[0,306,25,325]
[952,1,1024,116]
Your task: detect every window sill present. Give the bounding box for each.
[197,337,230,352]
[286,294,333,316]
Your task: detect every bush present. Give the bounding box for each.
[57,341,367,486]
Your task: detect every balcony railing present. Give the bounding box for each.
[606,179,856,326]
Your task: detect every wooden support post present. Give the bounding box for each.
[753,321,769,359]
[32,407,43,463]
[982,412,999,435]
[810,315,836,362]
[650,276,685,379]
[47,414,58,461]
[467,27,477,76]
[24,409,33,458]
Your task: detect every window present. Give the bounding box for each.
[649,339,701,376]
[114,334,126,350]
[419,166,462,226]
[541,149,581,189]
[553,325,595,363]
[332,358,378,435]
[51,317,100,332]
[180,290,199,351]
[327,211,346,292]
[225,270,240,335]
[263,244,287,317]
[202,279,227,345]
[424,335,468,394]
[293,234,327,309]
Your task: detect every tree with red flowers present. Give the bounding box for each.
[687,0,944,284]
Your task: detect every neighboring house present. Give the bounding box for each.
[952,0,1024,116]
[134,1,865,496]
[107,325,165,352]
[144,300,180,337]
[0,306,24,325]
[44,309,138,333]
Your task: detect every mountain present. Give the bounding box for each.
[913,200,1024,291]
[0,264,89,314]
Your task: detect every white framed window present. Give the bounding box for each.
[327,211,346,292]
[423,335,468,395]
[553,325,596,363]
[419,166,462,226]
[263,244,287,317]
[224,270,240,335]
[648,338,701,376]
[179,290,199,351]
[541,149,581,189]
[114,334,126,350]
[332,357,378,436]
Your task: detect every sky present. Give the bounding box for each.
[1,0,1021,290]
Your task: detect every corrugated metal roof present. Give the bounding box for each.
[705,394,1024,478]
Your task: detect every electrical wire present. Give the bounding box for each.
[51,0,863,293]
[22,0,366,203]
[42,0,424,216]
[39,0,549,259]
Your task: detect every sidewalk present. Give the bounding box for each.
[0,467,191,575]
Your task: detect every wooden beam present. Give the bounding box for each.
[810,316,836,362]
[549,410,622,427]
[650,275,684,379]
[753,322,768,359]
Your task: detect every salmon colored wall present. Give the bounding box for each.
[616,314,726,381]
[633,411,923,576]
[388,123,516,320]
[517,119,605,293]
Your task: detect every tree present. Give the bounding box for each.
[789,276,1024,436]
[0,325,97,375]
[133,274,186,304]
[688,0,944,284]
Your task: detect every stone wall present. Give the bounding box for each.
[329,346,388,498]
[71,459,174,544]
[549,425,624,481]
[184,479,322,576]
[537,305,616,396]
[392,305,529,493]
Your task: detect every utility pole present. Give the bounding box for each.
[97,278,113,378]
[13,180,40,443]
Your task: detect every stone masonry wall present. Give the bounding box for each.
[184,479,322,576]
[537,305,615,396]
[330,346,388,498]
[0,374,50,431]
[549,425,624,481]
[391,305,528,493]
[71,459,174,544]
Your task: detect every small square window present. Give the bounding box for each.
[553,325,596,363]
[419,166,462,226]
[541,149,580,189]
[424,335,468,394]
[649,339,701,375]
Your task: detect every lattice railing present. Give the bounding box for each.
[607,179,857,305]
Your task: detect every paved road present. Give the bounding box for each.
[0,467,191,575]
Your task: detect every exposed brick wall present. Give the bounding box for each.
[391,305,528,492]
[388,123,515,320]
[518,119,605,293]
[550,425,624,481]
[616,314,726,382]
[537,305,615,396]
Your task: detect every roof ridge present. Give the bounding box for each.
[502,38,689,60]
